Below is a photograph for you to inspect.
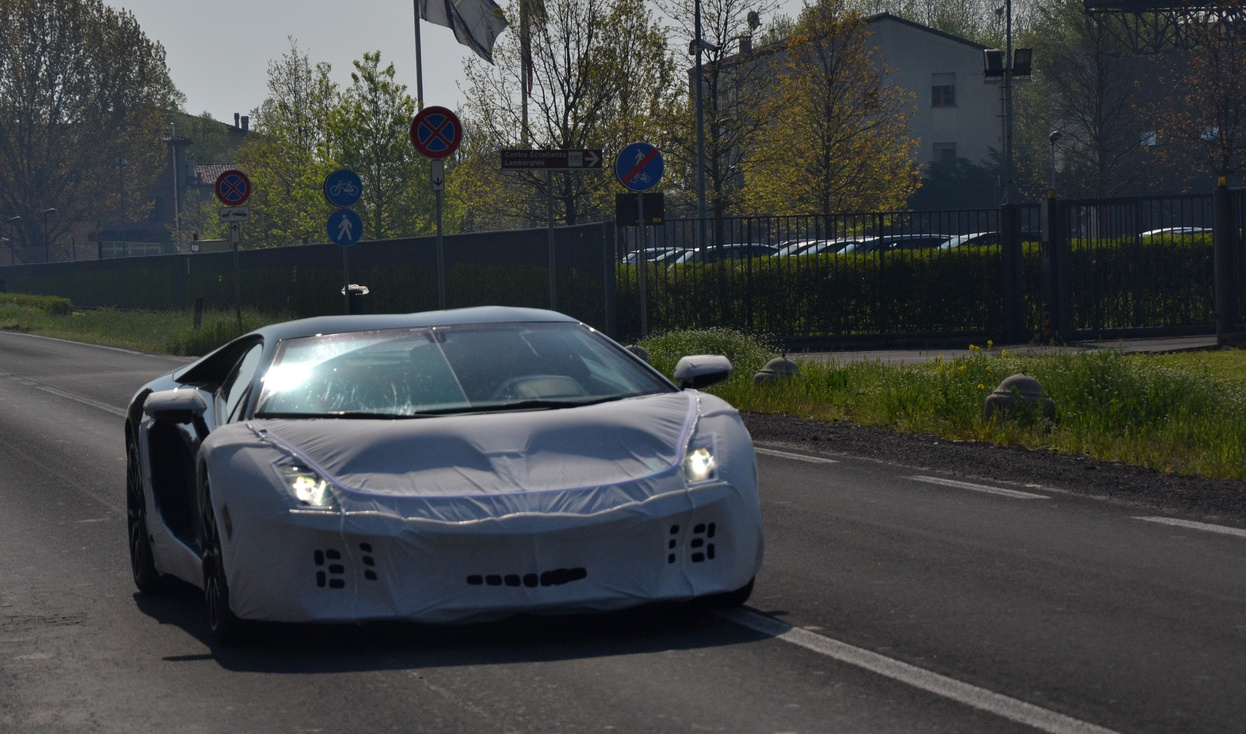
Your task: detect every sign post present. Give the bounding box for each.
[410,106,462,310]
[323,168,364,313]
[501,149,605,310]
[615,143,664,338]
[214,169,251,330]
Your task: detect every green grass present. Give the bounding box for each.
[0,297,280,356]
[641,330,1246,483]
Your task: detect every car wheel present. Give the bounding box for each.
[126,436,163,594]
[703,577,755,609]
[200,475,246,645]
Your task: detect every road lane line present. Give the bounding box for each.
[1134,516,1246,539]
[717,608,1119,734]
[907,475,1049,499]
[0,373,126,418]
[755,447,838,464]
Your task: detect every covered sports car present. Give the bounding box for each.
[125,307,763,641]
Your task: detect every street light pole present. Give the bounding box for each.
[694,0,707,244]
[118,158,128,254]
[1048,130,1063,195]
[42,208,55,262]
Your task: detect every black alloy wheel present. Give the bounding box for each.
[126,435,163,594]
[200,474,246,645]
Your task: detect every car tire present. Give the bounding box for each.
[126,435,163,595]
[200,475,247,645]
[702,577,755,609]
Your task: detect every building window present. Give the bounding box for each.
[932,143,957,166]
[931,73,956,107]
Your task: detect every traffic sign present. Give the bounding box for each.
[327,209,363,247]
[615,143,663,192]
[431,159,446,192]
[219,207,250,222]
[324,169,362,208]
[410,106,462,159]
[214,169,251,206]
[501,149,603,170]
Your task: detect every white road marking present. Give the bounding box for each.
[1134,516,1246,539]
[907,475,1049,499]
[717,608,1119,734]
[0,373,126,417]
[755,447,838,464]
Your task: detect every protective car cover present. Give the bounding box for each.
[201,391,764,623]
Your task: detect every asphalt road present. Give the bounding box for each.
[1,331,1243,733]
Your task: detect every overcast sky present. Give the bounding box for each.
[115,0,479,123]
[114,1,801,128]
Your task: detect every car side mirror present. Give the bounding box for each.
[674,355,733,389]
[143,389,207,424]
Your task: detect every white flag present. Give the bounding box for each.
[420,0,510,64]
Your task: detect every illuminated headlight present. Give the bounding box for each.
[274,461,336,508]
[683,438,718,483]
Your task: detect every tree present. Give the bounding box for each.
[1021,0,1152,198]
[1157,6,1246,186]
[657,0,788,219]
[456,0,683,229]
[0,0,179,263]
[745,0,920,215]
[234,39,339,248]
[328,52,432,240]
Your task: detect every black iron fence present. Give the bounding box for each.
[1,192,1238,347]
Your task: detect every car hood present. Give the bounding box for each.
[247,391,699,497]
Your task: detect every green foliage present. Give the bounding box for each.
[724,346,1246,481]
[0,292,71,315]
[640,328,776,391]
[0,0,179,263]
[745,1,921,214]
[328,51,432,239]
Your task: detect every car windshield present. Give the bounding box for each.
[254,322,674,418]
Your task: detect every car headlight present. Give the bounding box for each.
[683,436,718,483]
[274,461,337,508]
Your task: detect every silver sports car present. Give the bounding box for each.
[125,307,764,642]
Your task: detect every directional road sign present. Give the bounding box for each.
[214,169,251,206]
[327,208,363,247]
[324,169,362,208]
[501,149,604,170]
[410,106,462,159]
[615,142,663,192]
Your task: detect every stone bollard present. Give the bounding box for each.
[754,355,801,385]
[983,373,1056,423]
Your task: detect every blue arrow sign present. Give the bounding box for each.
[615,142,664,192]
[324,169,362,208]
[327,209,363,247]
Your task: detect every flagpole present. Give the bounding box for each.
[413,0,425,107]
[520,0,529,146]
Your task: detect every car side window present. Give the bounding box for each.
[220,343,263,423]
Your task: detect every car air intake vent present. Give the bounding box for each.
[466,567,587,588]
[668,522,718,564]
[314,547,347,589]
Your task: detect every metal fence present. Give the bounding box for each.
[615,208,1045,346]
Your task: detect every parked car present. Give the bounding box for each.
[775,239,824,257]
[669,243,780,264]
[937,231,1044,250]
[838,234,952,254]
[125,307,763,642]
[1138,227,1212,238]
[622,246,687,265]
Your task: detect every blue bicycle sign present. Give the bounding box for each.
[324,169,363,208]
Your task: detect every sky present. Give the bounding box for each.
[114,0,802,127]
[115,0,480,122]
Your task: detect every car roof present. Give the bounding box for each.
[247,306,579,343]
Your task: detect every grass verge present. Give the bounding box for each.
[642,330,1246,483]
